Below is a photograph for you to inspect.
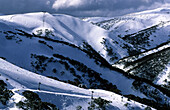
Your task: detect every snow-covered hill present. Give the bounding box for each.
[84,7,170,51]
[0,58,152,110]
[0,12,136,64]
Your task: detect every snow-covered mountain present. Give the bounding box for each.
[84,7,170,51]
[0,12,136,64]
[0,7,170,110]
[85,7,170,95]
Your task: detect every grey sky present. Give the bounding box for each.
[0,0,169,17]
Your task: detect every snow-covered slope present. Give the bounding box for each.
[0,12,135,64]
[84,7,170,51]
[113,41,170,95]
[0,58,152,110]
[84,7,170,93]
[83,7,170,108]
[0,12,141,96]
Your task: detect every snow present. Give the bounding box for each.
[0,59,88,94]
[113,42,170,72]
[0,58,152,110]
[126,42,170,63]
[0,33,145,96]
[0,12,146,98]
[156,62,170,86]
[0,8,169,109]
[84,7,170,50]
[0,29,141,96]
[0,12,133,64]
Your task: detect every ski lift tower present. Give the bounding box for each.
[42,11,46,27]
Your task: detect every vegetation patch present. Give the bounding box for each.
[53,53,121,94]
[122,24,158,49]
[100,38,119,62]
[31,53,121,94]
[0,57,6,60]
[88,97,112,110]
[38,40,53,50]
[3,31,22,43]
[16,90,59,110]
[0,80,14,105]
[124,94,169,110]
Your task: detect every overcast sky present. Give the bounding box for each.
[0,0,170,17]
